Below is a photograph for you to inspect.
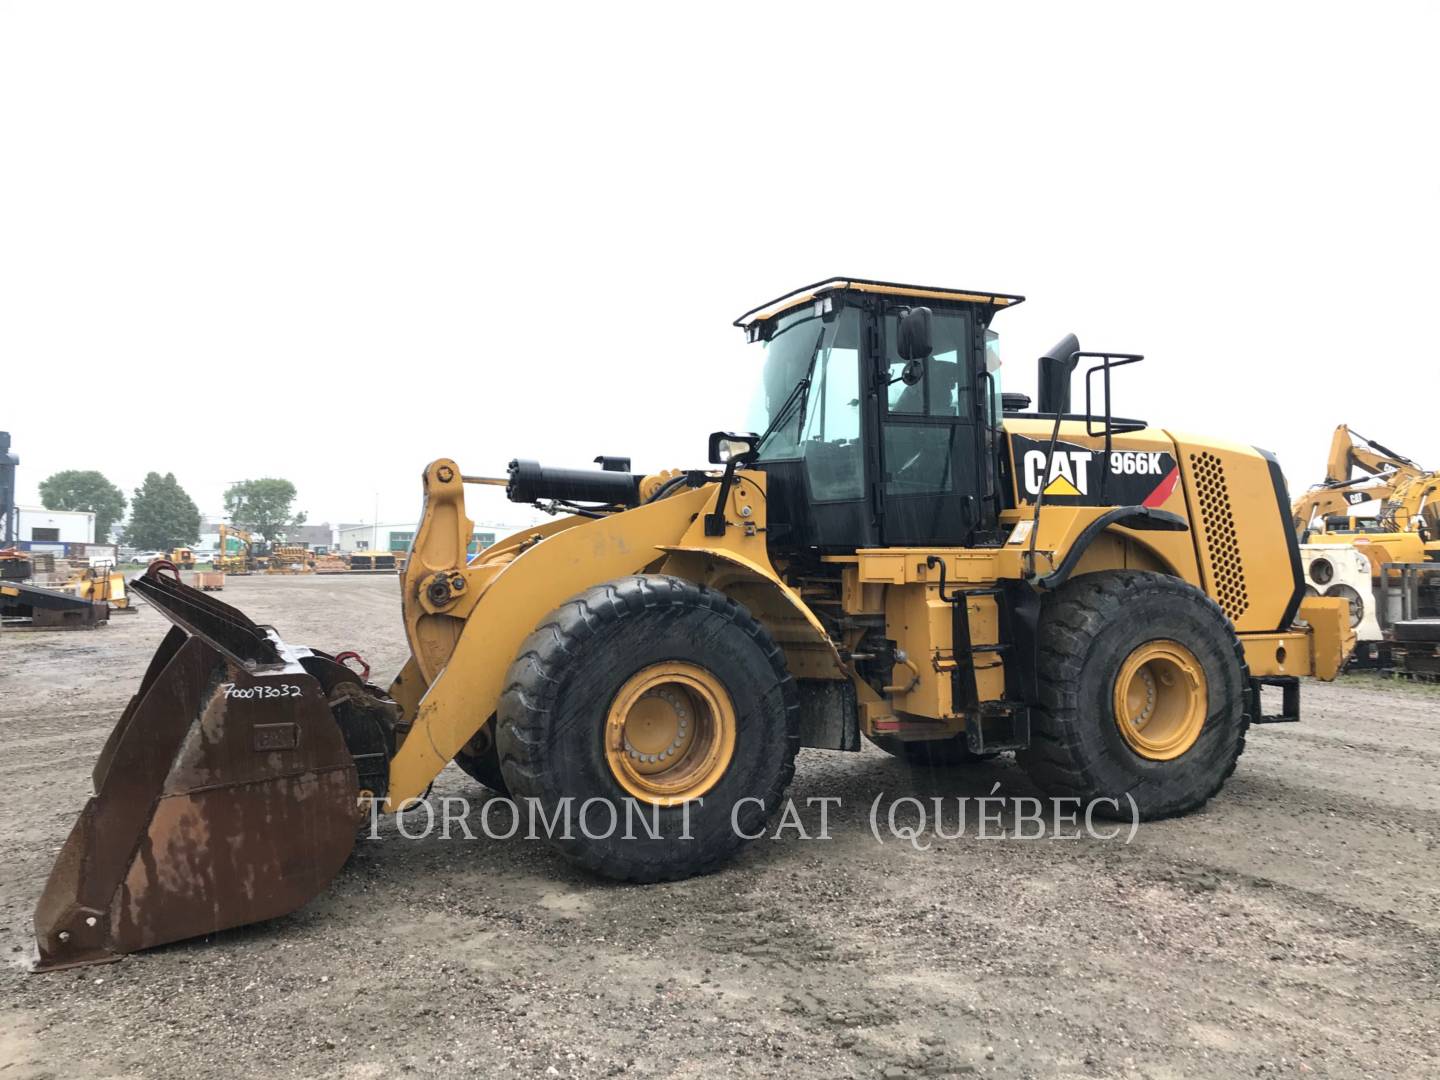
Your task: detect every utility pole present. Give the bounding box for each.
[0,432,17,546]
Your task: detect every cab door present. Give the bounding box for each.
[877,307,985,546]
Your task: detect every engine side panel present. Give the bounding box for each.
[1171,434,1303,633]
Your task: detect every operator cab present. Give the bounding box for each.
[734,277,1023,553]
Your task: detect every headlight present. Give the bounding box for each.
[707,431,760,466]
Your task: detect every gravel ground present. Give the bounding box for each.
[2,574,1437,1079]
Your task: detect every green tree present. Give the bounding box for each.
[223,478,306,542]
[37,470,127,541]
[127,472,201,551]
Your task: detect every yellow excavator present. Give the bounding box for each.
[1293,425,1439,562]
[1292,424,1439,670]
[32,277,1354,971]
[215,524,255,574]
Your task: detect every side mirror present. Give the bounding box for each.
[896,306,933,362]
[708,431,760,466]
[899,358,926,386]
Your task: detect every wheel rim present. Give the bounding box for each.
[604,662,737,805]
[1112,640,1208,761]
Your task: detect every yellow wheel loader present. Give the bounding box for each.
[32,277,1355,971]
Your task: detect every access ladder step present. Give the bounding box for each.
[965,704,1032,753]
[1247,675,1300,724]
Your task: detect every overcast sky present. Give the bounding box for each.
[3,2,1436,534]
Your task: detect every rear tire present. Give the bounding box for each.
[1017,571,1248,819]
[497,575,799,882]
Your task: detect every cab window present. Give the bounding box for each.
[884,309,973,418]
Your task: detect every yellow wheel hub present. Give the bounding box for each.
[1112,640,1207,761]
[604,662,737,805]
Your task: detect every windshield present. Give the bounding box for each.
[746,305,861,454]
[744,303,865,500]
[745,307,826,458]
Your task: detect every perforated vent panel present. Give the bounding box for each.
[1190,451,1249,621]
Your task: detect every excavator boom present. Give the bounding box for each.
[1295,424,1434,536]
[1325,424,1419,482]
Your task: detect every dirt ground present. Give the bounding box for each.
[2,574,1437,1080]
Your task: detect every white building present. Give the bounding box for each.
[337,522,496,556]
[16,506,95,545]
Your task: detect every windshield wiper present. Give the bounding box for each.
[756,372,810,451]
[755,324,829,454]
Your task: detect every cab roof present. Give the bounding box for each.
[733,276,1025,329]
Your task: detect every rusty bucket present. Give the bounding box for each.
[32,566,394,971]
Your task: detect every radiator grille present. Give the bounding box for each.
[1190,452,1248,621]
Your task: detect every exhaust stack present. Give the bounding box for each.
[1037,333,1080,414]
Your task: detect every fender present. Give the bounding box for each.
[1028,506,1189,591]
[655,544,847,679]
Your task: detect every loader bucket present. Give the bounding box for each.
[32,566,391,971]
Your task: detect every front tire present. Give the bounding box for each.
[1017,571,1248,819]
[497,575,799,882]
